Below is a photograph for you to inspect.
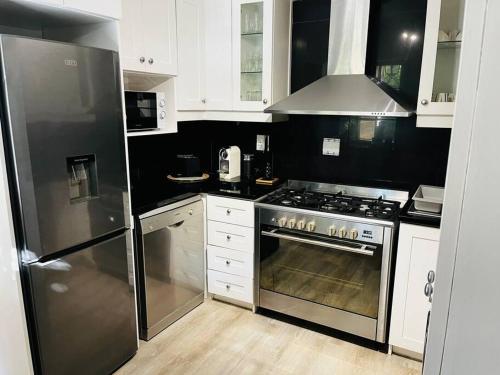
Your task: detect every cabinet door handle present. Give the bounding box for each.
[263,98,268,105]
[139,56,145,63]
[225,260,231,266]
[202,98,206,104]
[421,99,429,105]
[148,58,154,64]
[427,270,436,283]
[226,284,231,290]
[226,235,232,241]
[226,209,231,215]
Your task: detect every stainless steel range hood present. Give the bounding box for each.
[265,0,414,117]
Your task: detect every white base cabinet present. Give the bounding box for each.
[390,223,441,354]
[206,195,255,306]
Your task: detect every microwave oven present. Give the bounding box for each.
[125,91,166,132]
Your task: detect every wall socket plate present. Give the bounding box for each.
[323,138,340,156]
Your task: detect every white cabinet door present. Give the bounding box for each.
[63,0,121,18]
[142,0,178,75]
[390,223,440,354]
[176,0,206,110]
[120,0,145,72]
[204,0,233,110]
[417,0,465,128]
[232,0,273,112]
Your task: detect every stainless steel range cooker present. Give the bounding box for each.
[255,181,408,343]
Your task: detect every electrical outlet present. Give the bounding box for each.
[323,138,340,156]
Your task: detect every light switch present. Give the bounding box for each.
[323,138,340,156]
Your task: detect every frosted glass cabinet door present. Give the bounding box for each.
[417,0,465,127]
[232,0,272,111]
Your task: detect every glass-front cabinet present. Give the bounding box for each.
[417,0,465,128]
[232,0,273,112]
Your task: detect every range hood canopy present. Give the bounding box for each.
[265,0,414,118]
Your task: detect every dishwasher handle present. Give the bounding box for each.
[168,220,185,228]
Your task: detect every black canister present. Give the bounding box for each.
[242,154,255,181]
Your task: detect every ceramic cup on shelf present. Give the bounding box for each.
[436,93,448,102]
[438,30,450,42]
[448,93,456,102]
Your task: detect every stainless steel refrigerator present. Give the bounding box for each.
[0,35,137,374]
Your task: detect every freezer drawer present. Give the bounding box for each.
[26,232,137,375]
[0,36,128,260]
[137,198,205,340]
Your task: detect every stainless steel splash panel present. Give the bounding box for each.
[0,35,128,261]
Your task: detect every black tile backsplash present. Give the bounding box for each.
[128,0,451,209]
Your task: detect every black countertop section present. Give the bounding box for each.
[399,199,441,228]
[132,174,281,216]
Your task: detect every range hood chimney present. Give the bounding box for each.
[265,0,414,117]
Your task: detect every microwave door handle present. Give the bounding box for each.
[260,230,375,257]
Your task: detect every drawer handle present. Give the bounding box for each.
[226,235,231,241]
[226,209,232,215]
[226,260,231,266]
[226,284,231,291]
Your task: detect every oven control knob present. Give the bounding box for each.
[328,226,337,236]
[297,220,306,230]
[349,229,359,240]
[278,217,287,228]
[306,221,316,232]
[338,227,348,238]
[287,218,296,229]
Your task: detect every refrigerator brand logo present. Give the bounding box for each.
[64,59,78,67]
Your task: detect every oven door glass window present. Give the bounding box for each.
[260,229,382,319]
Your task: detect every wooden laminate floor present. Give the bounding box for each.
[116,300,421,375]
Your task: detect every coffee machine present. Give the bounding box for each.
[219,146,241,181]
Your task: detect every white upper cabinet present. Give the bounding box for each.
[142,0,178,75]
[417,0,465,128]
[120,0,178,76]
[176,0,291,121]
[232,0,271,112]
[232,0,290,112]
[176,0,205,110]
[390,223,440,354]
[63,0,121,19]
[204,0,233,111]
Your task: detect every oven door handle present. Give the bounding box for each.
[261,230,375,257]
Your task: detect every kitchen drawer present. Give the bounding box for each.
[207,270,253,304]
[207,245,253,278]
[207,195,254,227]
[208,221,254,253]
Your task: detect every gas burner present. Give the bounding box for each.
[260,185,402,221]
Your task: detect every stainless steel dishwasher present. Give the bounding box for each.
[135,195,204,340]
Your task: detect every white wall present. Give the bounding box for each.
[0,129,33,375]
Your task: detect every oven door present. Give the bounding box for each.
[259,227,383,340]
